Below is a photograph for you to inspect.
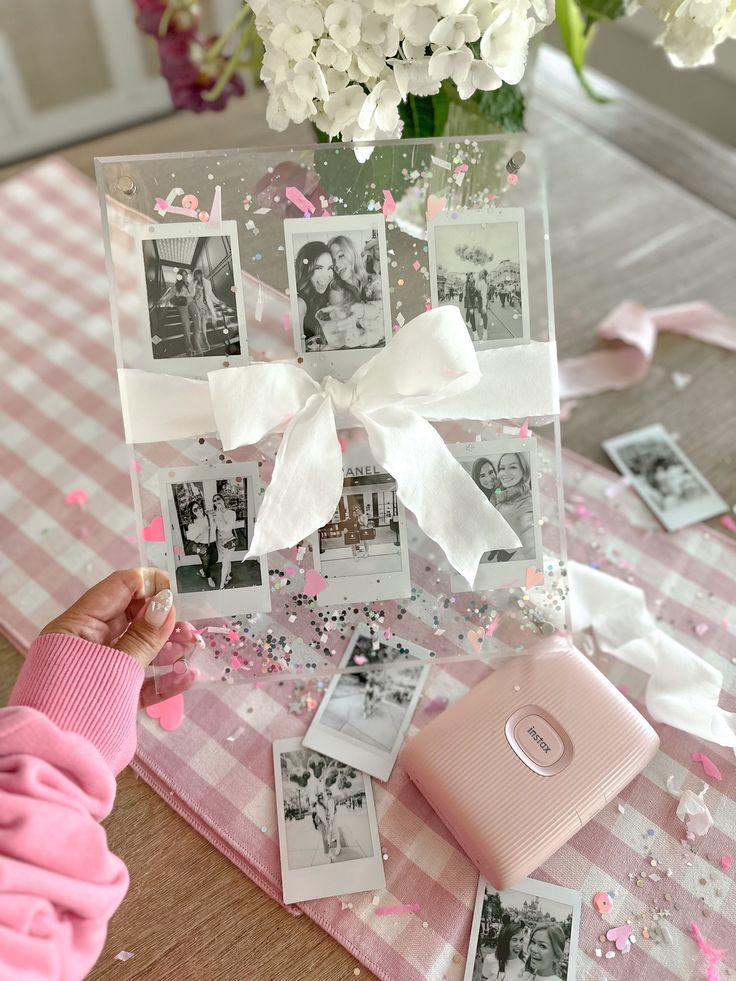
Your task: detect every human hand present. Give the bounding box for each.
[41,567,176,669]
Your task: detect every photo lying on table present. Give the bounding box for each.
[135,220,247,374]
[159,463,270,616]
[465,877,582,981]
[428,208,530,348]
[603,423,727,532]
[302,625,431,782]
[311,461,411,605]
[273,737,385,905]
[284,214,392,378]
[449,437,542,590]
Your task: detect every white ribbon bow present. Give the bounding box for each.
[119,307,559,585]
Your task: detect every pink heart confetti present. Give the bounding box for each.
[525,567,544,589]
[226,629,240,643]
[285,186,315,214]
[382,189,396,218]
[468,628,484,653]
[518,418,529,438]
[141,515,165,542]
[720,854,732,869]
[353,654,367,665]
[692,752,722,781]
[426,194,447,221]
[304,569,328,597]
[64,488,88,506]
[606,925,632,951]
[145,693,184,731]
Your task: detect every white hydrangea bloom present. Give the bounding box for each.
[636,0,736,66]
[256,0,554,148]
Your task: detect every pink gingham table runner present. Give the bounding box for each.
[1,159,734,981]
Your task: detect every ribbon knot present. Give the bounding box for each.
[118,306,559,584]
[322,375,357,422]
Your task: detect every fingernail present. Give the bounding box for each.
[146,588,173,627]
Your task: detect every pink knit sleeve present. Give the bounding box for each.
[0,634,145,980]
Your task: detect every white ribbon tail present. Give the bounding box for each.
[569,560,736,749]
[360,405,522,586]
[245,393,344,557]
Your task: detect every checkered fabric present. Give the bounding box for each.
[1,159,734,981]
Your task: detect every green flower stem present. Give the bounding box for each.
[201,11,253,102]
[202,3,251,64]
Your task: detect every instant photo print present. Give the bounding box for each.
[401,639,659,890]
[302,625,431,781]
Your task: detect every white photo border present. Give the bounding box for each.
[302,624,432,782]
[283,214,393,380]
[310,461,412,606]
[273,736,386,905]
[603,422,727,532]
[464,876,582,981]
[428,207,531,349]
[134,219,248,376]
[158,462,271,618]
[449,436,543,591]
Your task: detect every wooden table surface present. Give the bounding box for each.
[2,44,735,981]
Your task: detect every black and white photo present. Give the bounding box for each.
[136,220,247,373]
[603,423,727,531]
[160,463,271,617]
[284,214,393,377]
[303,626,431,781]
[311,460,411,605]
[429,208,530,348]
[450,438,543,590]
[465,877,581,981]
[273,738,385,904]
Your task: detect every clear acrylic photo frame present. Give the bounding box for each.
[96,134,570,697]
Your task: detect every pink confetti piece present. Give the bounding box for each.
[517,418,529,438]
[720,854,732,869]
[144,693,184,731]
[375,903,420,916]
[453,163,468,173]
[593,891,613,915]
[426,194,447,221]
[353,655,367,665]
[485,616,502,637]
[285,186,315,214]
[412,260,421,271]
[64,488,88,506]
[507,173,518,186]
[141,515,165,542]
[606,925,632,951]
[282,312,291,332]
[694,623,709,637]
[383,628,391,640]
[719,514,736,535]
[692,752,723,781]
[131,460,142,473]
[226,629,240,643]
[468,628,484,653]
[690,922,727,981]
[525,567,544,589]
[304,569,328,597]
[230,654,241,669]
[382,189,396,218]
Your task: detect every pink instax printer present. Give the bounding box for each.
[400,637,659,890]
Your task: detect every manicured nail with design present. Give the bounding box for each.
[145,588,173,627]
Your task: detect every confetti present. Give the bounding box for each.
[114,951,135,961]
[285,186,315,214]
[518,418,529,438]
[690,922,727,980]
[144,693,184,731]
[720,855,732,870]
[304,569,328,597]
[606,925,632,951]
[382,189,396,218]
[426,194,447,221]
[64,488,88,506]
[592,891,613,915]
[225,726,245,742]
[282,312,291,332]
[604,475,631,499]
[141,515,165,542]
[430,155,452,170]
[692,752,722,781]
[719,514,736,534]
[375,903,420,916]
[667,776,714,836]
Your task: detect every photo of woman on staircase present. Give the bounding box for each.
[137,221,247,369]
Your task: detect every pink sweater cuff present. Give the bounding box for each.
[9,633,144,775]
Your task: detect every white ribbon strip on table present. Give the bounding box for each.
[119,307,559,585]
[568,560,736,751]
